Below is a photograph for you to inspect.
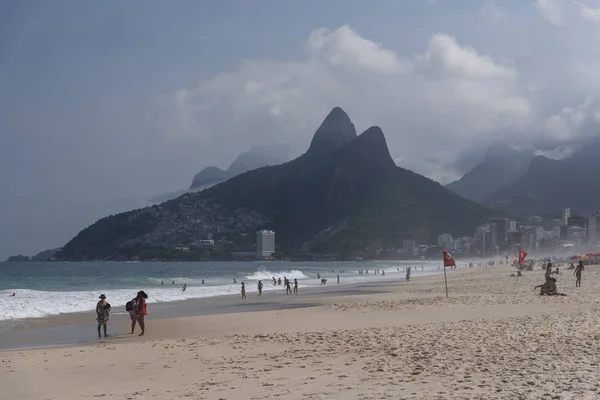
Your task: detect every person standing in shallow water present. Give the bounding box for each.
[96,294,111,339]
[574,261,585,287]
[241,282,246,299]
[293,278,298,295]
[258,280,263,296]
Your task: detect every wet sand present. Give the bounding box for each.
[3,265,600,399]
[0,281,387,351]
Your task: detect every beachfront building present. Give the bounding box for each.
[437,233,454,249]
[567,226,587,244]
[490,218,509,250]
[562,208,571,226]
[586,212,600,246]
[528,216,542,226]
[256,230,276,259]
[475,225,497,256]
[402,239,416,255]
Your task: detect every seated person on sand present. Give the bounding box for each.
[534,276,565,296]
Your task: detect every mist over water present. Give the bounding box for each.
[0,261,444,320]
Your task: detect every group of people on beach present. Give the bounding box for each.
[531,260,585,296]
[246,277,299,299]
[95,290,147,339]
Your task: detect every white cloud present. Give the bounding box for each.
[535,0,565,25]
[415,33,515,78]
[543,96,600,141]
[580,4,600,21]
[164,26,531,183]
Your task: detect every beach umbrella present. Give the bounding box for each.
[570,255,581,260]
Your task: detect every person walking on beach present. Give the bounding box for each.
[258,280,263,296]
[406,267,411,282]
[96,294,111,339]
[337,274,340,284]
[293,278,298,295]
[574,261,584,287]
[285,279,292,295]
[241,282,246,299]
[135,291,148,336]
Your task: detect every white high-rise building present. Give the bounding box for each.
[562,208,571,226]
[256,230,275,259]
[403,240,416,254]
[437,233,454,248]
[586,213,600,245]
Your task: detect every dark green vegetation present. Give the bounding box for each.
[483,138,600,217]
[5,248,60,262]
[54,108,496,261]
[5,255,30,262]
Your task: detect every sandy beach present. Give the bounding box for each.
[3,264,600,399]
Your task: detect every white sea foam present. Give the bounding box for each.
[245,267,309,281]
[0,263,449,321]
[0,283,275,321]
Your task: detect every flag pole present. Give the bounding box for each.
[443,264,448,297]
[442,248,449,298]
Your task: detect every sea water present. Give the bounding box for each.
[0,260,444,321]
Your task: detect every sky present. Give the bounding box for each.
[2,0,600,259]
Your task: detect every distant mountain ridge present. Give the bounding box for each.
[484,137,600,216]
[54,107,495,261]
[190,144,291,189]
[5,248,61,262]
[447,144,534,202]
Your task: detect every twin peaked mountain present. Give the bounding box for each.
[55,108,494,261]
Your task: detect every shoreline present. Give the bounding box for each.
[4,265,600,399]
[0,278,406,352]
[1,261,446,321]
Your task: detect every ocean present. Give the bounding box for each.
[0,260,444,321]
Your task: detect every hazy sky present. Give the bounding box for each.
[2,0,600,259]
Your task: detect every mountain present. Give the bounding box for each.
[31,248,61,261]
[4,248,61,262]
[306,106,357,155]
[484,138,600,217]
[447,144,533,202]
[5,255,30,262]
[190,144,291,189]
[53,107,495,261]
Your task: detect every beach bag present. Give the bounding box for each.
[125,298,136,312]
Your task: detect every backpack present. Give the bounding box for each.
[125,298,137,312]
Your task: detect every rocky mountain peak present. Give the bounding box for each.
[306,107,357,155]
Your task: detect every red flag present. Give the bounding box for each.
[443,249,456,268]
[518,248,527,265]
